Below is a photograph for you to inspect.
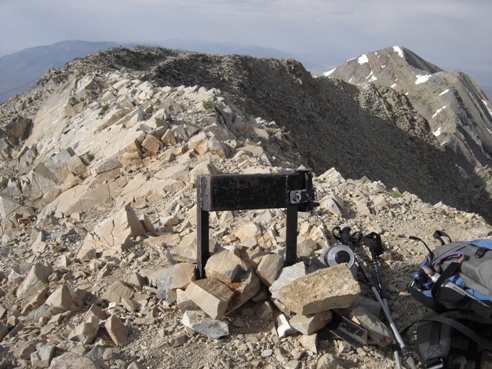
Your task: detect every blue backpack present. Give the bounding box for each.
[409,231,492,368]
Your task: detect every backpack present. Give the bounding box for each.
[409,231,492,369]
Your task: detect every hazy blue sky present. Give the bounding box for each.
[1,0,491,74]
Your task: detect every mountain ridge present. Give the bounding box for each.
[0,44,491,369]
[325,46,492,175]
[1,45,491,221]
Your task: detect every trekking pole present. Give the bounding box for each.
[332,227,403,369]
[363,232,418,369]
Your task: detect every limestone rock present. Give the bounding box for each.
[256,253,284,287]
[185,279,234,320]
[297,239,319,258]
[170,233,197,262]
[21,286,48,314]
[204,250,245,283]
[176,288,200,312]
[156,266,175,302]
[276,264,361,315]
[47,352,99,369]
[170,263,196,290]
[4,116,32,141]
[101,281,135,303]
[232,222,260,243]
[45,284,76,312]
[141,134,162,154]
[31,343,55,368]
[269,261,306,299]
[181,310,229,339]
[77,205,146,258]
[226,269,261,313]
[276,314,297,338]
[299,334,318,354]
[68,319,99,344]
[16,263,53,299]
[316,353,348,369]
[105,314,128,346]
[290,310,333,335]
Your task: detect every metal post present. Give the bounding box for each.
[285,204,298,266]
[196,178,210,279]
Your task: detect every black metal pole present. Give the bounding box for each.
[285,204,298,266]
[196,179,209,279]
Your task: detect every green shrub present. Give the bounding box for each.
[98,104,109,116]
[202,100,216,110]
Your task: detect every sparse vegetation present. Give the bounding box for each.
[202,99,216,110]
[388,190,403,198]
[75,72,84,81]
[98,104,109,116]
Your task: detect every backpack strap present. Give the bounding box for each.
[416,317,453,368]
[421,313,492,351]
[417,312,492,368]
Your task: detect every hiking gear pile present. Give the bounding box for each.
[409,231,492,369]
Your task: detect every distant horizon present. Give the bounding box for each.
[1,38,490,100]
[1,0,490,77]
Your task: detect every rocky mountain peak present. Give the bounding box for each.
[325,46,492,176]
[324,46,442,85]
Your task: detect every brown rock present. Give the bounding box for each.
[256,253,284,287]
[141,134,161,154]
[289,310,333,335]
[171,263,196,290]
[276,264,361,315]
[226,269,261,312]
[48,352,99,369]
[101,281,135,303]
[105,314,128,346]
[185,279,234,320]
[16,263,53,299]
[45,285,75,312]
[204,250,245,283]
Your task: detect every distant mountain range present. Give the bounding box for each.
[0,41,123,103]
[1,40,490,104]
[0,40,338,103]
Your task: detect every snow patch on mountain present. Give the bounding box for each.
[432,106,446,118]
[366,71,377,82]
[393,46,404,57]
[322,68,336,77]
[483,99,492,118]
[415,74,432,85]
[358,54,369,65]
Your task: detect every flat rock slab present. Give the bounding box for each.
[181,310,229,339]
[48,352,99,369]
[276,264,361,315]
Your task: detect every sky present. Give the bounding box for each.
[0,0,491,77]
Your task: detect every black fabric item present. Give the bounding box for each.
[421,313,492,351]
[417,320,452,368]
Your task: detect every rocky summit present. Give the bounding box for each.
[0,45,491,369]
[325,46,492,177]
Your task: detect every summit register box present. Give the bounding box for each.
[196,170,317,279]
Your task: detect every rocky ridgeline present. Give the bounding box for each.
[0,54,491,369]
[325,46,492,176]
